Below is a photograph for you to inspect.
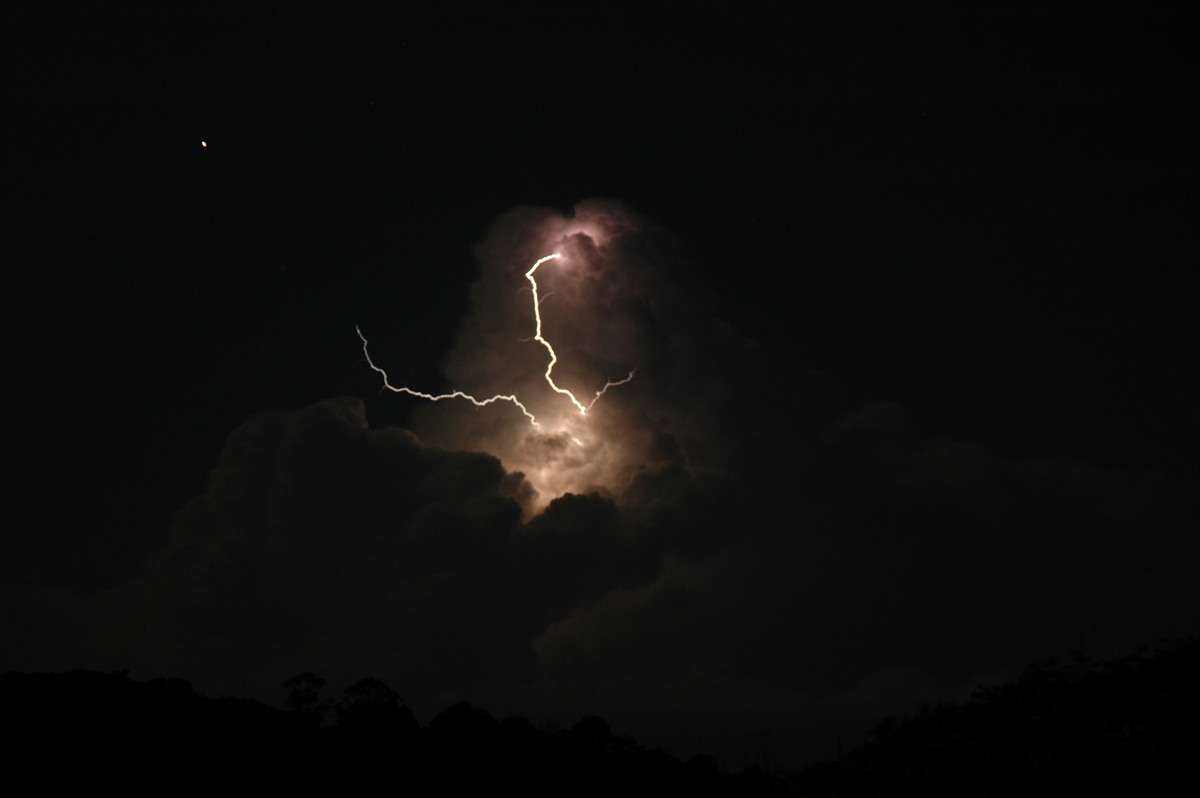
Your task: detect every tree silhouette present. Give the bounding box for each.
[570,714,615,749]
[336,677,416,734]
[794,638,1200,797]
[282,671,329,726]
[430,700,499,746]
[1,670,799,796]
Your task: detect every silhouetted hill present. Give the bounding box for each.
[2,671,309,795]
[0,671,787,796]
[8,641,1194,796]
[794,637,1200,796]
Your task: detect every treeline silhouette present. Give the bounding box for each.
[3,638,1196,796]
[1,670,777,796]
[794,637,1200,796]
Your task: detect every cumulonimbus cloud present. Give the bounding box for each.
[4,200,1196,771]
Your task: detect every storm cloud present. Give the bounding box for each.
[5,201,1196,769]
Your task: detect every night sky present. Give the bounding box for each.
[7,7,1198,770]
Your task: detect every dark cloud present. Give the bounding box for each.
[515,398,1198,761]
[38,391,707,718]
[4,201,1196,771]
[102,400,515,696]
[406,199,756,514]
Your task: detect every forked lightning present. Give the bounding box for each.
[358,253,635,428]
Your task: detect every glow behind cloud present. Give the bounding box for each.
[361,201,672,511]
[524,253,636,416]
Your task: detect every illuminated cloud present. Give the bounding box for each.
[398,199,751,514]
[4,201,1195,771]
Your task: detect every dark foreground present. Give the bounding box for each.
[3,639,1197,796]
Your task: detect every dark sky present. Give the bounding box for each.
[6,7,1198,770]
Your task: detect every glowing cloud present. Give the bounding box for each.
[358,250,635,430]
[358,201,707,512]
[524,253,636,416]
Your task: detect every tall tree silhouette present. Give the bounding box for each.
[336,677,416,734]
[282,671,329,726]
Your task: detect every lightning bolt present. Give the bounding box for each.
[525,254,636,416]
[356,325,540,426]
[358,252,635,427]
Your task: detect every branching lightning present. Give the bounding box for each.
[525,254,637,416]
[358,252,635,428]
[356,324,539,425]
